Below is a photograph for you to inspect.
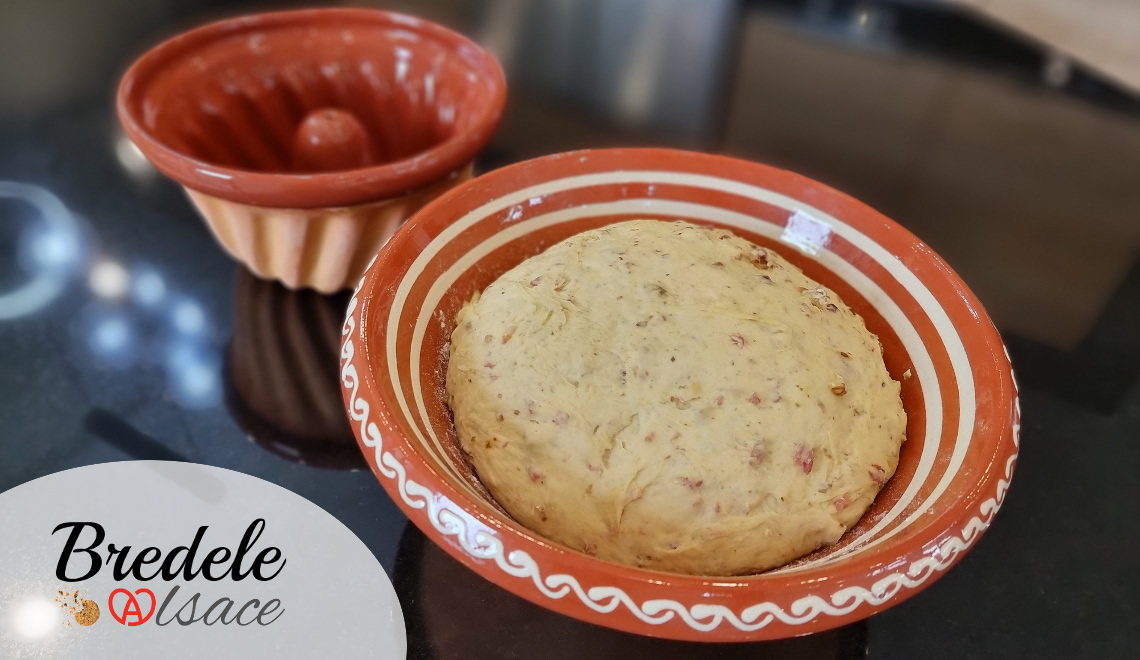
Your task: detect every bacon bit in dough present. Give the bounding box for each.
[749,392,762,406]
[839,351,851,358]
[730,334,748,348]
[527,468,545,484]
[679,477,703,490]
[588,463,603,474]
[716,395,724,405]
[714,503,722,513]
[834,496,849,511]
[794,445,815,474]
[552,411,570,425]
[502,326,516,344]
[830,381,847,396]
[529,276,543,286]
[869,464,887,484]
[484,361,496,369]
[671,432,681,441]
[513,409,520,415]
[669,395,693,410]
[644,433,655,443]
[496,414,504,422]
[712,261,724,268]
[749,445,767,468]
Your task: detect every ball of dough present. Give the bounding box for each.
[446,220,905,576]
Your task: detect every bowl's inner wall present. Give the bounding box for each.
[411,211,928,574]
[132,21,494,174]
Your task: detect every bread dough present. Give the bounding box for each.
[446,220,906,576]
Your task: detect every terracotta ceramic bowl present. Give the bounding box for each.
[118,8,506,292]
[340,148,1021,641]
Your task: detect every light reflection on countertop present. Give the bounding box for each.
[1,177,222,411]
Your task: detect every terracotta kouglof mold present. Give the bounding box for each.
[119,8,506,292]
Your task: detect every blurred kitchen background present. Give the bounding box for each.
[3,0,1139,417]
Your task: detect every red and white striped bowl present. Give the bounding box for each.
[340,149,1020,641]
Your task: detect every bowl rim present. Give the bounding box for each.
[117,7,507,209]
[341,147,1020,640]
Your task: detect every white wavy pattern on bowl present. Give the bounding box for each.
[340,265,1021,633]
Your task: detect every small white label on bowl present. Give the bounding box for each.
[781,210,832,255]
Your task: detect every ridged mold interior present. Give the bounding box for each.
[136,22,483,173]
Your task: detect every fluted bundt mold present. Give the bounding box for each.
[118,8,505,208]
[117,8,504,290]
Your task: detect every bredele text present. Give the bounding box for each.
[52,519,284,582]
